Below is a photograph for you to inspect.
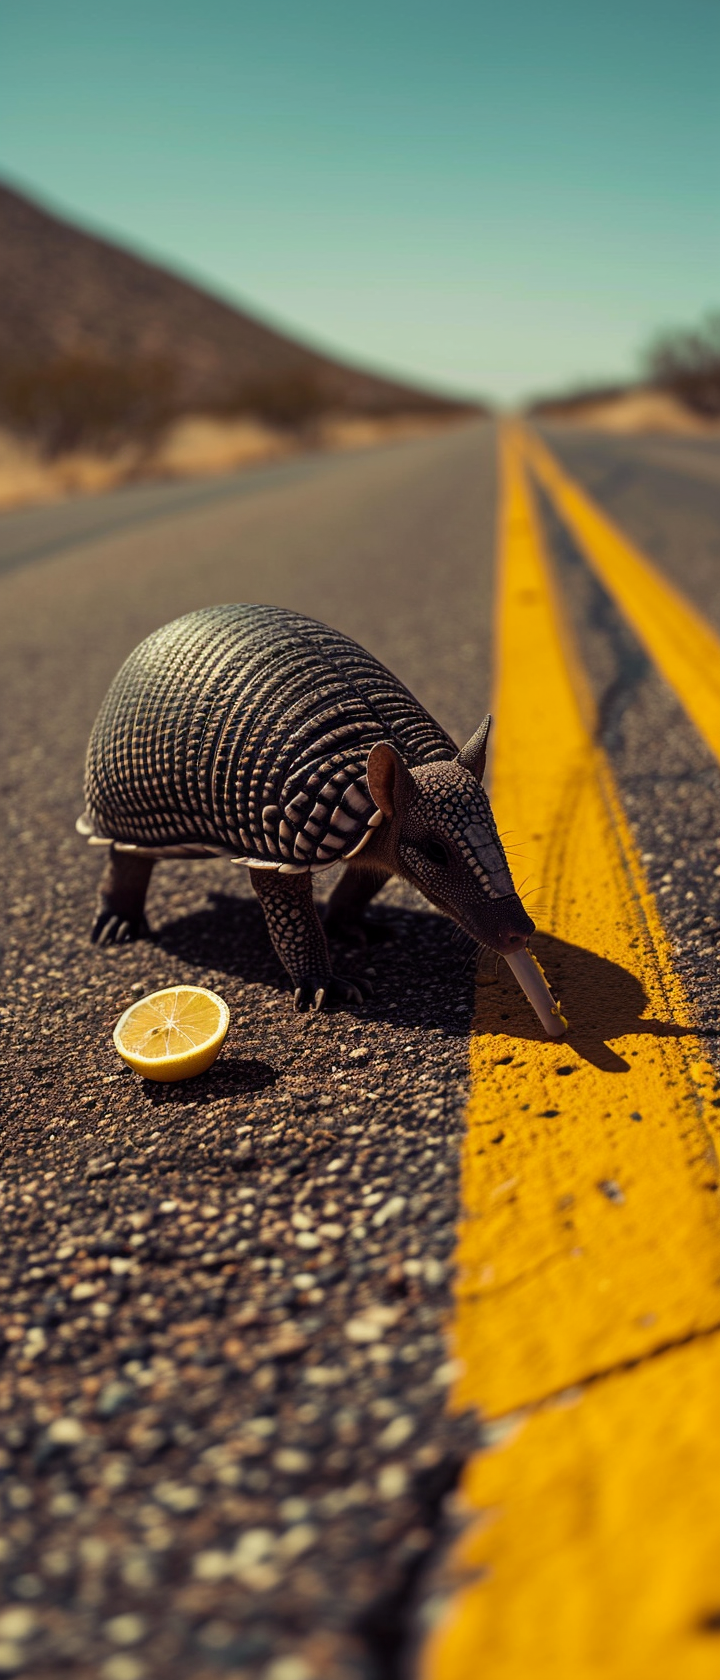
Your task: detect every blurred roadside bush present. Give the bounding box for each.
[0,354,178,457]
[223,371,329,429]
[642,314,720,417]
[0,354,455,463]
[0,358,339,456]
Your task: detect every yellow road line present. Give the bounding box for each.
[523,423,720,765]
[423,427,720,1679]
[425,1338,720,1680]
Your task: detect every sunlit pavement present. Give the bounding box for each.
[2,422,720,1678]
[424,427,720,1680]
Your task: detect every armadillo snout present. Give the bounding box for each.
[476,894,535,954]
[496,923,533,954]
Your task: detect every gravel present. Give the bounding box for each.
[6,420,716,1676]
[0,866,481,1679]
[0,426,497,1680]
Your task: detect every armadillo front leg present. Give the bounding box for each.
[249,868,367,1012]
[324,864,390,943]
[92,848,155,947]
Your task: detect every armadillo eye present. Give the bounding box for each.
[423,838,449,868]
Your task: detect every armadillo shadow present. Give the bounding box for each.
[475,929,694,1074]
[152,889,686,1072]
[154,886,477,1037]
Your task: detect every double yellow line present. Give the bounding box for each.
[423,427,720,1679]
[524,427,720,764]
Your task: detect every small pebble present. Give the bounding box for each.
[378,1415,415,1451]
[104,1616,147,1648]
[273,1449,311,1474]
[265,1659,313,1680]
[101,1659,145,1680]
[377,1464,409,1500]
[193,1551,231,1583]
[0,1612,36,1643]
[598,1179,625,1204]
[46,1417,85,1445]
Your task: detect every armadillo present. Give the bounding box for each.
[78,603,535,1010]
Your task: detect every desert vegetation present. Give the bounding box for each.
[526,381,631,420]
[528,313,720,429]
[0,356,341,460]
[641,314,720,417]
[0,354,178,457]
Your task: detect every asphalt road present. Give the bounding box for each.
[1,421,720,1680]
[541,425,720,632]
[539,424,720,1055]
[0,424,496,1680]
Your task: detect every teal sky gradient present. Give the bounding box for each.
[2,0,719,402]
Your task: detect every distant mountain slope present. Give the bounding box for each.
[0,180,473,416]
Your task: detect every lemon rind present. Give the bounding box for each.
[113,987,230,1082]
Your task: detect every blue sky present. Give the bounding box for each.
[2,0,719,402]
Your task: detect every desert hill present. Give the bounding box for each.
[0,180,472,421]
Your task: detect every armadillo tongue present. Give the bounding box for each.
[504,947,568,1038]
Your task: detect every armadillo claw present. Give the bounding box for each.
[91,909,147,947]
[293,979,323,1012]
[292,974,370,1013]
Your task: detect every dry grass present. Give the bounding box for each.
[151,415,293,478]
[0,342,475,512]
[0,411,469,512]
[531,387,720,436]
[0,417,289,511]
[0,428,140,509]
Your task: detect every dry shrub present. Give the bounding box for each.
[0,354,178,456]
[642,315,720,417]
[218,370,329,429]
[526,382,630,418]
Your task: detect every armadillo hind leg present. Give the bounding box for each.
[324,864,391,945]
[91,849,155,948]
[249,868,370,1013]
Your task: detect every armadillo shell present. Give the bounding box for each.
[79,604,456,871]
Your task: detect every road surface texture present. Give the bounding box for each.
[2,421,720,1680]
[1,426,495,1680]
[423,426,720,1680]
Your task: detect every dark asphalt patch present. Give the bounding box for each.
[0,450,358,581]
[0,425,497,1679]
[2,863,481,1680]
[535,483,720,1067]
[541,425,720,634]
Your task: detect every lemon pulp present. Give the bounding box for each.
[113,986,230,1082]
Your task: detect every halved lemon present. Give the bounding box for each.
[113,986,230,1082]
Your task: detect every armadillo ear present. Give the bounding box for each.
[366,742,413,820]
[456,715,492,781]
